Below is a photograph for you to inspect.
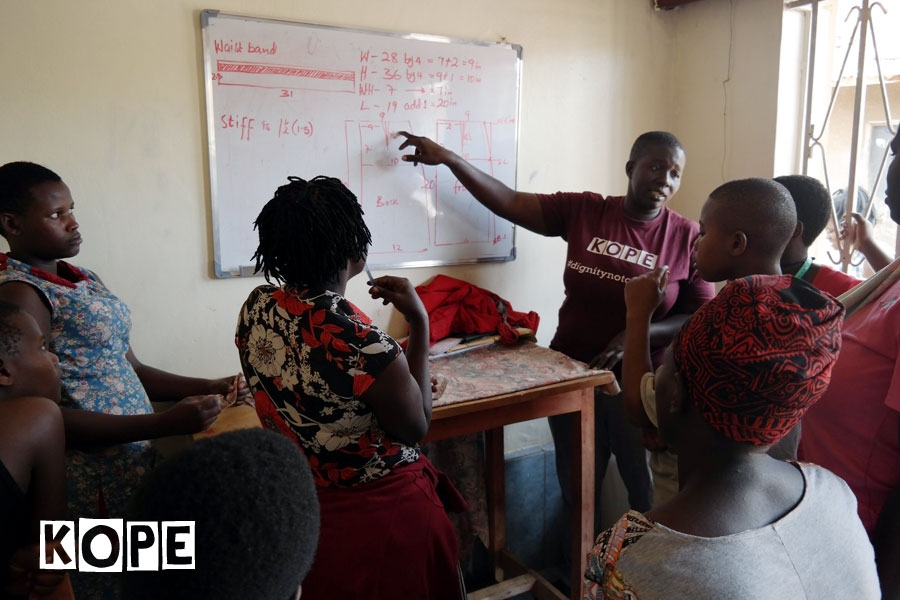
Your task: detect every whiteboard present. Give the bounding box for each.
[200,11,521,278]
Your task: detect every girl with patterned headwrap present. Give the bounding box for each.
[584,275,880,599]
[622,177,804,507]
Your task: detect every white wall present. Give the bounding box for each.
[668,0,785,217]
[775,7,809,177]
[0,0,786,453]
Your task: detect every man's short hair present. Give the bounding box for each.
[774,175,832,246]
[629,131,684,162]
[123,428,320,600]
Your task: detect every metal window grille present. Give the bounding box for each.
[785,0,898,273]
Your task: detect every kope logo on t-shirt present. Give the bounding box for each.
[586,237,657,269]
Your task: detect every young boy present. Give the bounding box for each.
[585,275,880,598]
[122,428,320,600]
[690,177,798,283]
[0,300,69,599]
[622,178,799,505]
[775,174,868,295]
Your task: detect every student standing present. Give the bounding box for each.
[775,174,869,295]
[622,177,800,505]
[397,131,714,533]
[585,274,879,599]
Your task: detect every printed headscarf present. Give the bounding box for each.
[672,274,844,446]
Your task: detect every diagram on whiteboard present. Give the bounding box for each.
[202,11,521,276]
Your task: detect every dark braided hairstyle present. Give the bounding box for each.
[0,162,62,239]
[251,176,372,286]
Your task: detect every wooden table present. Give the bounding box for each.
[427,343,617,600]
[195,343,616,600]
[193,403,261,440]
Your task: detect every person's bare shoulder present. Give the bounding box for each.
[1,396,64,435]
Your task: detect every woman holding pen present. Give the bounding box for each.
[397,131,713,537]
[236,175,465,600]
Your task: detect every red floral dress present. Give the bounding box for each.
[235,285,420,487]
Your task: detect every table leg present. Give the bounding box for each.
[485,427,506,584]
[570,388,595,600]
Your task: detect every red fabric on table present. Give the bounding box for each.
[301,455,467,600]
[416,274,539,344]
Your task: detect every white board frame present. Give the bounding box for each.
[200,10,521,278]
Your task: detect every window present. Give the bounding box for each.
[783,0,899,277]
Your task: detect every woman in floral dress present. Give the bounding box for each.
[236,175,464,600]
[0,161,247,599]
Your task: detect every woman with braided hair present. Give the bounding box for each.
[236,175,465,600]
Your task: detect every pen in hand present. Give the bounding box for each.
[364,264,375,285]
